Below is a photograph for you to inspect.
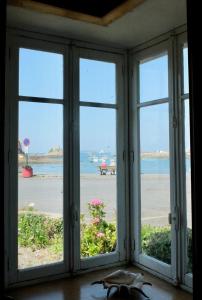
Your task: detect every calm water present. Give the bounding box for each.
[21,152,191,176]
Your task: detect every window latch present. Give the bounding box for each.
[168,212,177,225]
[168,212,172,224]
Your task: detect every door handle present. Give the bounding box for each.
[168,212,176,225]
[168,213,172,224]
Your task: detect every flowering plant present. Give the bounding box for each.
[81,198,116,257]
[88,198,106,220]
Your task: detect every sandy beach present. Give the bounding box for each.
[18,173,192,228]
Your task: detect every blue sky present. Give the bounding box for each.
[140,54,168,102]
[19,48,189,154]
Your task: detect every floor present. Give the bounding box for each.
[8,266,192,300]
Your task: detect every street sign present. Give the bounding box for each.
[23,138,30,147]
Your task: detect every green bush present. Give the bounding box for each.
[142,225,171,264]
[18,211,192,271]
[18,212,63,250]
[81,221,116,257]
[141,225,192,272]
[18,201,117,258]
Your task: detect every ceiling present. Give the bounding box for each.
[7,0,145,26]
[7,0,187,49]
[24,0,126,18]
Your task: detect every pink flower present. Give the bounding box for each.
[96,232,105,238]
[89,198,103,206]
[92,217,100,224]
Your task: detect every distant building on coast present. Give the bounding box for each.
[141,150,169,158]
[47,146,63,157]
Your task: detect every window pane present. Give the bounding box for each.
[19,48,63,99]
[80,107,117,258]
[183,47,189,94]
[80,59,116,103]
[18,102,63,269]
[140,103,171,264]
[139,54,168,102]
[184,99,192,273]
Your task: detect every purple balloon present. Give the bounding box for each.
[23,138,30,146]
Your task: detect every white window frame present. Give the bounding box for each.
[177,32,193,290]
[5,35,70,284]
[5,32,128,286]
[129,32,192,291]
[4,27,192,291]
[130,39,178,282]
[72,47,127,271]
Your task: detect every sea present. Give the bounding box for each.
[26,151,191,176]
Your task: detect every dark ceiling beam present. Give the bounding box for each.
[7,0,104,25]
[102,0,144,25]
[7,0,145,26]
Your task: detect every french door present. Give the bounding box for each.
[131,34,192,288]
[178,32,192,289]
[72,48,126,271]
[5,36,126,285]
[131,40,177,280]
[5,38,69,284]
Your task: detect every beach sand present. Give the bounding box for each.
[18,173,192,228]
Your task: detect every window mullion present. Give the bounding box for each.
[137,97,169,108]
[18,95,64,104]
[79,101,117,109]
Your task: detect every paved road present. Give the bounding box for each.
[18,174,192,227]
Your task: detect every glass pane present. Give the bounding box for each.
[80,107,117,258]
[139,54,168,102]
[140,103,171,264]
[80,58,116,103]
[18,102,63,269]
[184,99,192,273]
[183,47,189,94]
[19,48,63,99]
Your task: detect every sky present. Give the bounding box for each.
[19,48,189,154]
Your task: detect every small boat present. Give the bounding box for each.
[89,153,99,163]
[92,156,98,163]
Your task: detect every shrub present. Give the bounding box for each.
[81,198,116,257]
[18,210,192,271]
[141,225,192,271]
[81,221,116,257]
[18,200,117,258]
[142,225,171,264]
[18,212,63,250]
